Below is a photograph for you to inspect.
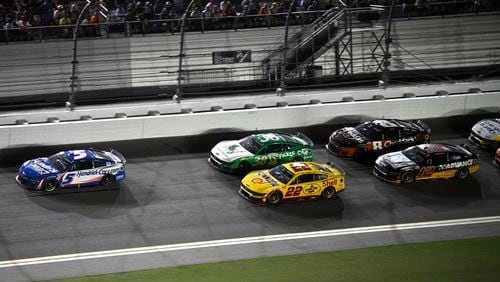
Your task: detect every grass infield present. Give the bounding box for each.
[50,236,500,282]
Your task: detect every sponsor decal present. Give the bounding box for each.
[344,128,365,143]
[371,137,416,151]
[251,177,264,184]
[304,184,320,194]
[37,161,57,172]
[258,172,278,186]
[438,159,476,170]
[321,179,338,187]
[76,167,121,177]
[228,145,238,152]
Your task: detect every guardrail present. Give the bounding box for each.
[1,80,498,149]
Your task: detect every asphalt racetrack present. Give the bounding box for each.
[0,117,499,281]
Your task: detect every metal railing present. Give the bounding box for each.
[1,2,500,109]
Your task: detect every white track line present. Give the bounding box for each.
[1,216,500,268]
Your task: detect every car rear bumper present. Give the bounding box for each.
[468,133,498,150]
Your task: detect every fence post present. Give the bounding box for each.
[4,28,9,45]
[69,0,93,110]
[279,0,295,95]
[381,1,396,88]
[175,0,196,102]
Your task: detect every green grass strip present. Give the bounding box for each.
[49,236,500,282]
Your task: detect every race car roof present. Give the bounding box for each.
[253,133,310,145]
[282,162,340,175]
[62,149,114,162]
[372,119,420,129]
[417,143,465,154]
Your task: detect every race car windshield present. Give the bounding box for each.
[47,153,71,171]
[239,136,262,154]
[402,146,427,164]
[355,123,383,139]
[268,165,294,184]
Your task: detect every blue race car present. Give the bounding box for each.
[16,149,126,192]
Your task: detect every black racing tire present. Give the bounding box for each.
[100,174,115,186]
[237,161,250,174]
[400,171,415,184]
[321,186,336,199]
[43,179,58,192]
[267,191,282,205]
[455,167,469,180]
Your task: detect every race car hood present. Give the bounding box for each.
[20,158,60,179]
[331,127,368,145]
[211,140,254,162]
[241,171,280,193]
[472,119,500,140]
[376,152,417,170]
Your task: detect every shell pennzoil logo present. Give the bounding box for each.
[251,177,264,184]
[304,184,320,194]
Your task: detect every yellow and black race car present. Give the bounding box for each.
[239,162,345,205]
[373,143,479,184]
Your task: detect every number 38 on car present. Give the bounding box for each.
[16,149,126,192]
[239,162,345,205]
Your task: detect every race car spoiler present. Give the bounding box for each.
[327,161,346,176]
[110,149,127,164]
[294,132,314,146]
[458,143,478,156]
[415,120,432,134]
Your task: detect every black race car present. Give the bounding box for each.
[326,119,431,160]
[373,143,479,184]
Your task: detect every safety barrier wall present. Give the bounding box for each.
[2,79,499,125]
[1,91,499,149]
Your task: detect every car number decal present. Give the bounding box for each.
[285,186,303,197]
[418,166,435,177]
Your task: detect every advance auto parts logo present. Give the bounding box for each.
[438,159,477,171]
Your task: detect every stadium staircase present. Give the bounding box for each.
[262,7,349,80]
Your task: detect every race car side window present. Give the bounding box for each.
[402,128,416,137]
[431,153,447,165]
[263,144,283,154]
[293,174,315,184]
[282,144,293,151]
[314,174,328,181]
[448,153,463,161]
[93,160,106,168]
[73,161,94,171]
[383,128,399,140]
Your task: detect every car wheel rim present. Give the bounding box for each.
[269,193,279,204]
[323,188,334,199]
[402,173,412,183]
[45,182,56,192]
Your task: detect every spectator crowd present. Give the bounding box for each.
[0,0,497,41]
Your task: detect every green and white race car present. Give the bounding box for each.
[209,132,314,174]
